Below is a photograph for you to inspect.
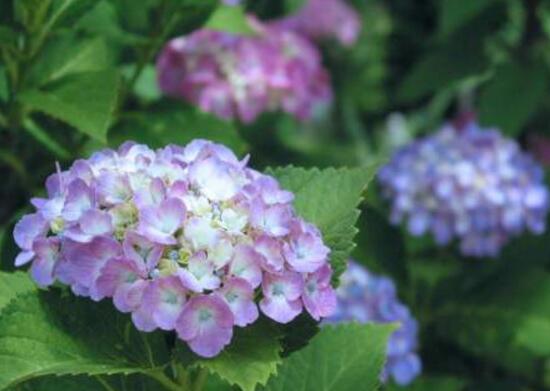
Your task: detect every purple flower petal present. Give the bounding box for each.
[62,179,94,222]
[178,252,220,292]
[189,157,240,201]
[250,202,292,237]
[61,236,122,299]
[176,294,234,357]
[123,232,164,270]
[228,244,262,288]
[254,235,284,273]
[30,237,61,287]
[136,275,188,330]
[260,271,303,323]
[284,221,329,273]
[216,277,258,327]
[64,209,114,243]
[13,213,48,252]
[95,256,148,312]
[302,264,336,320]
[138,198,186,245]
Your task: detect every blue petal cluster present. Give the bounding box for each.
[378,122,549,257]
[325,261,421,386]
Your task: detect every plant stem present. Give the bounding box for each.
[146,370,190,391]
[192,368,208,391]
[95,376,118,391]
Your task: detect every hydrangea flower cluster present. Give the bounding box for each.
[270,0,361,47]
[378,122,549,257]
[156,18,332,123]
[325,261,421,386]
[13,140,336,357]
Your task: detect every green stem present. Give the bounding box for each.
[146,370,190,391]
[192,368,208,391]
[95,376,118,391]
[28,0,70,60]
[126,5,181,96]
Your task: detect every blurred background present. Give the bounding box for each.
[2,0,550,390]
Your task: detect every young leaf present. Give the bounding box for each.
[18,70,120,143]
[261,323,396,391]
[0,289,170,389]
[267,166,376,280]
[176,319,282,391]
[204,4,256,35]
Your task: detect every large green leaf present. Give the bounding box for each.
[262,323,396,391]
[179,320,282,391]
[110,106,247,155]
[399,5,505,102]
[386,376,466,391]
[437,0,500,38]
[267,166,376,280]
[19,70,120,143]
[0,289,169,389]
[478,61,547,136]
[28,37,111,86]
[436,269,550,362]
[0,272,35,312]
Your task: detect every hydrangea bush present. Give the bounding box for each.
[13,140,337,357]
[157,18,332,123]
[378,121,549,257]
[325,261,422,386]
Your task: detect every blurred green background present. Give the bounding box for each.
[2,0,550,390]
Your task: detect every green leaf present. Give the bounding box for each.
[0,289,169,389]
[399,5,505,102]
[204,4,256,35]
[386,376,466,391]
[76,1,147,45]
[121,64,161,102]
[19,70,120,143]
[50,0,98,28]
[436,269,550,361]
[0,66,8,103]
[0,272,35,312]
[176,320,282,391]
[110,107,247,155]
[23,119,71,159]
[285,0,306,13]
[353,206,408,283]
[478,61,547,136]
[28,37,111,86]
[267,166,376,280]
[262,323,396,391]
[437,0,500,38]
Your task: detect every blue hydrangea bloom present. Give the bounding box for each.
[378,121,549,257]
[325,261,422,386]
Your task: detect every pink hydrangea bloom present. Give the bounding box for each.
[156,18,332,123]
[13,140,336,357]
[270,0,361,47]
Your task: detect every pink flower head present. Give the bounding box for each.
[156,19,332,123]
[13,140,335,357]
